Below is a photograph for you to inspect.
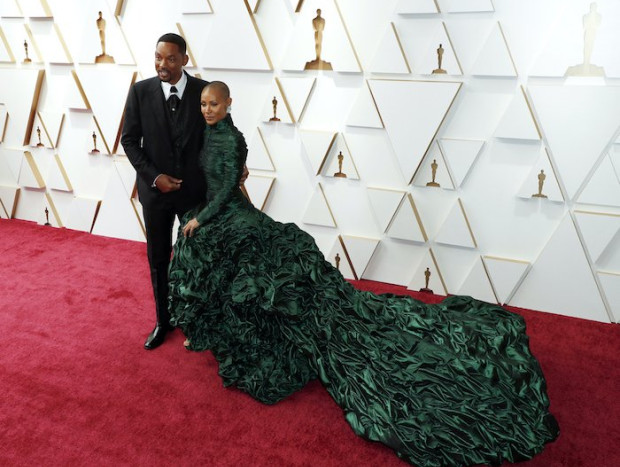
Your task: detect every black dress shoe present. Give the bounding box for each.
[144,324,173,350]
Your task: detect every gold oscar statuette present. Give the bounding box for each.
[432,43,447,74]
[335,253,341,270]
[419,267,433,294]
[426,159,440,187]
[90,131,100,154]
[23,40,32,63]
[532,169,548,198]
[333,151,347,178]
[304,9,333,71]
[269,96,280,122]
[95,11,115,64]
[44,207,51,226]
[35,126,44,147]
[565,2,605,77]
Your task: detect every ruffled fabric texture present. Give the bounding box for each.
[168,116,559,467]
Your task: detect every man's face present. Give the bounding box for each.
[154,41,188,84]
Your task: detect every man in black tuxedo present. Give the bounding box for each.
[121,33,208,350]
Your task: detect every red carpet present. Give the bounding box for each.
[1,218,618,466]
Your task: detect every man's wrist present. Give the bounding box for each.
[151,174,163,188]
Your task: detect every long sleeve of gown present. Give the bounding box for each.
[195,122,247,225]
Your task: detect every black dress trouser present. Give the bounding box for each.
[142,203,190,327]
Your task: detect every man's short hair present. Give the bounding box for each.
[156,33,187,55]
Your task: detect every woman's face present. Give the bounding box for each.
[200,87,231,126]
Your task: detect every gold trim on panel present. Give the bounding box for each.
[1,109,9,143]
[364,80,385,128]
[0,27,16,63]
[574,209,620,218]
[479,254,500,304]
[543,147,566,201]
[45,192,62,227]
[258,176,275,211]
[256,127,276,170]
[275,77,299,124]
[428,248,448,295]
[36,111,52,148]
[114,0,125,16]
[251,0,262,13]
[568,210,615,323]
[337,235,358,280]
[40,0,52,17]
[334,0,362,72]
[113,71,137,153]
[12,187,21,218]
[442,22,463,75]
[23,70,45,147]
[391,22,411,74]
[115,16,137,65]
[92,116,112,155]
[316,133,338,175]
[497,21,517,76]
[176,23,197,68]
[367,187,406,234]
[130,198,146,238]
[244,0,273,70]
[457,198,478,248]
[520,85,542,139]
[318,182,338,228]
[295,1,304,13]
[71,70,92,110]
[433,0,441,12]
[408,82,463,185]
[407,193,428,242]
[339,134,361,178]
[483,255,529,264]
[53,154,73,191]
[23,151,46,188]
[90,200,102,233]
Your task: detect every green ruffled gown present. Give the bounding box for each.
[168,115,559,467]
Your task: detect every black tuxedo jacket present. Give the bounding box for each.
[121,72,208,211]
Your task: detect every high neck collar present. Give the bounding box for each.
[207,114,233,130]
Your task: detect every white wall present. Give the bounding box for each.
[1,0,619,323]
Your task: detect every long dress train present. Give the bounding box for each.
[168,115,559,467]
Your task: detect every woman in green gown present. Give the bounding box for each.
[168,82,559,467]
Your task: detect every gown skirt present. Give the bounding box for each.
[168,197,559,467]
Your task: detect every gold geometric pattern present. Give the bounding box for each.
[1,2,618,323]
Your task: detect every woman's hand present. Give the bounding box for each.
[182,218,200,237]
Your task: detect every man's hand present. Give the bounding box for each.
[155,174,183,193]
[182,218,200,237]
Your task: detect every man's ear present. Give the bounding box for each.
[183,54,189,66]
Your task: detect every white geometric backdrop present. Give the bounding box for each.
[1,0,619,323]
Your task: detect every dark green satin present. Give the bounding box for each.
[169,115,559,467]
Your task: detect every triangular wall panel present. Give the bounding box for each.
[369,79,461,184]
[574,211,620,264]
[510,215,609,322]
[366,187,405,233]
[302,183,336,227]
[369,23,410,74]
[470,22,517,77]
[528,84,620,200]
[482,256,530,305]
[576,152,620,208]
